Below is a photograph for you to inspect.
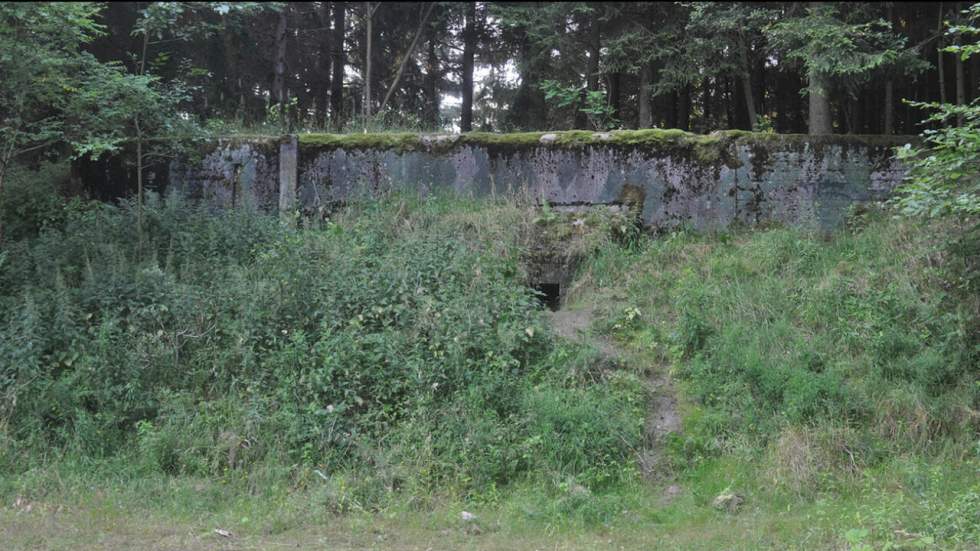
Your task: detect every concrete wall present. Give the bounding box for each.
[169,138,280,211]
[163,130,913,231]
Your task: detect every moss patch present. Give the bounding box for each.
[458,131,549,147]
[298,132,422,152]
[282,130,918,161]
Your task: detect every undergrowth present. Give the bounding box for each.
[579,209,977,461]
[1,172,978,547]
[0,184,644,511]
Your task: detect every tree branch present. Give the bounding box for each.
[379,3,436,112]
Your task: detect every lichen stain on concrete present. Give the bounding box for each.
[163,133,912,232]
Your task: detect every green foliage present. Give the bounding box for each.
[892,6,980,332]
[540,80,619,131]
[585,212,977,459]
[0,162,72,242]
[657,2,771,96]
[767,3,927,95]
[946,3,980,61]
[755,114,776,134]
[0,190,643,498]
[0,3,189,177]
[0,2,106,162]
[893,4,980,219]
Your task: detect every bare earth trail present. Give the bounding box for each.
[545,305,682,480]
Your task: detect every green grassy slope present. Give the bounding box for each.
[0,179,976,549]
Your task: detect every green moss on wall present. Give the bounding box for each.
[298,132,422,151]
[458,131,549,147]
[278,130,918,164]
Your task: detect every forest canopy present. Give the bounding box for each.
[3,1,973,136]
[2,4,979,548]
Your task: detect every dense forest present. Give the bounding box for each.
[2,3,979,549]
[31,2,980,134]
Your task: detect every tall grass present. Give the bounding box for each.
[1,175,977,545]
[577,209,978,471]
[0,187,645,506]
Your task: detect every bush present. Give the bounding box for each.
[0,191,644,498]
[0,161,71,242]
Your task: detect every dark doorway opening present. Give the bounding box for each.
[534,283,561,311]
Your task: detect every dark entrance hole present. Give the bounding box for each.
[534,283,561,311]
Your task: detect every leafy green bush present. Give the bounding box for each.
[0,162,72,242]
[0,191,643,498]
[539,80,619,130]
[893,3,980,220]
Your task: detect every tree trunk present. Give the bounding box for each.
[883,2,895,134]
[575,16,601,129]
[733,74,749,130]
[587,18,601,91]
[460,1,476,132]
[703,77,712,130]
[135,118,144,252]
[973,54,980,104]
[884,80,894,134]
[222,17,242,121]
[608,72,622,125]
[136,27,149,247]
[724,78,735,129]
[0,144,11,244]
[638,63,652,128]
[274,7,288,129]
[678,85,691,131]
[938,3,947,105]
[845,93,859,134]
[737,34,758,129]
[364,2,373,119]
[508,28,543,130]
[423,23,440,129]
[331,2,346,129]
[808,69,832,134]
[380,3,435,112]
[955,3,966,125]
[315,2,332,127]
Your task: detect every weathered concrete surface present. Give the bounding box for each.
[165,130,913,230]
[170,138,280,211]
[278,136,298,218]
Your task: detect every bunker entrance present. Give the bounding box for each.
[534,283,562,311]
[525,253,580,312]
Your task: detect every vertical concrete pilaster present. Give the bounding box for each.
[278,134,298,220]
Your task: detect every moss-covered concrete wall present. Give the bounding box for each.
[169,137,280,210]
[165,130,914,230]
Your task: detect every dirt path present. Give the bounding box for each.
[546,305,681,480]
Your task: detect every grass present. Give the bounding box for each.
[2,454,976,550]
[574,211,976,452]
[1,176,977,549]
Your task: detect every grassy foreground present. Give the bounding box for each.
[0,177,977,549]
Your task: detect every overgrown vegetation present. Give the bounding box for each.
[0,185,645,506]
[3,2,980,549]
[1,172,978,548]
[578,211,977,455]
[568,207,979,548]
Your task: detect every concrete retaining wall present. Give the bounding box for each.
[157,130,914,230]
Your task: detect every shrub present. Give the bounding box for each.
[0,161,71,242]
[0,191,644,498]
